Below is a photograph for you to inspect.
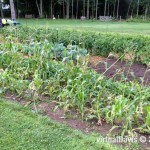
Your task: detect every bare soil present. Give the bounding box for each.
[89,56,150,86]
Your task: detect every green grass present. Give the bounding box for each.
[0,99,121,150]
[18,19,150,35]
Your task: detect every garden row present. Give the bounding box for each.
[0,29,149,136]
[0,26,150,66]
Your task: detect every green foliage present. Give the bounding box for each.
[0,26,150,136]
[1,26,150,66]
[51,43,87,61]
[127,17,150,23]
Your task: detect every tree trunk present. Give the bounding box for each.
[36,0,40,16]
[92,1,94,18]
[127,0,132,18]
[95,0,98,19]
[83,0,85,16]
[9,0,16,20]
[0,3,4,18]
[76,0,78,19]
[131,4,135,17]
[113,0,116,17]
[116,0,120,18]
[136,0,140,17]
[66,0,70,19]
[107,1,109,16]
[145,1,149,20]
[94,0,95,18]
[104,0,107,16]
[40,0,43,17]
[36,0,43,18]
[51,0,53,18]
[87,0,89,19]
[72,0,73,19]
[63,0,65,18]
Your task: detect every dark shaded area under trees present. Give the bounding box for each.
[1,0,150,19]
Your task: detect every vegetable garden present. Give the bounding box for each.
[0,26,150,138]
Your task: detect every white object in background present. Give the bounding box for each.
[2,4,10,10]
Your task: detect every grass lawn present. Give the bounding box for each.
[18,19,150,35]
[0,99,121,150]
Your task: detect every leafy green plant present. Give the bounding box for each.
[51,43,87,61]
[1,26,150,65]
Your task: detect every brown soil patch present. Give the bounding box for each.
[34,102,112,135]
[89,56,105,66]
[89,56,150,86]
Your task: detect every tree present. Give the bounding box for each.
[87,0,89,19]
[116,0,120,18]
[5,0,150,20]
[127,0,133,18]
[66,0,70,19]
[72,0,73,19]
[50,0,53,18]
[0,0,4,18]
[143,0,150,19]
[92,0,95,18]
[36,0,43,18]
[95,0,98,19]
[107,0,110,16]
[136,0,140,17]
[83,0,85,16]
[113,0,116,17]
[9,0,16,20]
[76,0,78,19]
[104,0,107,16]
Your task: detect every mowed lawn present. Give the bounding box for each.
[0,99,121,150]
[19,19,150,34]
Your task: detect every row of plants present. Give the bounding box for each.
[0,35,149,136]
[126,17,150,23]
[0,26,150,66]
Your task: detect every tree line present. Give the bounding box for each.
[2,0,150,19]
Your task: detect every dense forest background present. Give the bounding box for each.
[2,0,150,19]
